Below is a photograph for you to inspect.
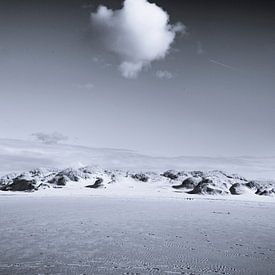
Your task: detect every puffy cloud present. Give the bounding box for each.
[91,0,185,78]
[32,132,68,145]
[156,70,174,80]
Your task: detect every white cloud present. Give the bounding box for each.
[91,0,185,78]
[32,132,68,145]
[119,61,144,79]
[156,70,174,80]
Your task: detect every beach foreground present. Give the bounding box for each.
[0,196,274,274]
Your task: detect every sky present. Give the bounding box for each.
[0,0,275,157]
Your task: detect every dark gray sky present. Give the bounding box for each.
[0,0,275,157]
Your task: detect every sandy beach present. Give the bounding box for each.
[0,196,274,274]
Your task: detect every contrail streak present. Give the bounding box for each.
[209,59,239,71]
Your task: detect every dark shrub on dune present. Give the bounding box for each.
[131,173,149,182]
[86,178,104,189]
[229,183,244,195]
[256,189,275,196]
[48,175,68,186]
[161,170,178,180]
[172,177,197,189]
[0,178,36,191]
[188,178,223,195]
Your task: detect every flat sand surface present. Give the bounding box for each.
[0,196,275,274]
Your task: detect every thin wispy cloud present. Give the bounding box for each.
[32,132,68,145]
[197,41,204,55]
[92,56,100,63]
[81,3,94,9]
[156,70,174,80]
[75,83,95,90]
[91,0,185,79]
